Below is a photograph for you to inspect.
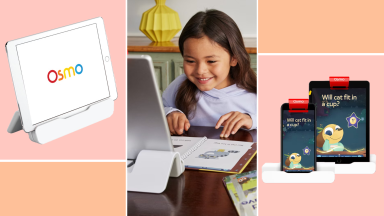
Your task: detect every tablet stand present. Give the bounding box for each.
[7,111,23,134]
[7,99,114,144]
[127,174,185,214]
[127,150,185,193]
[262,162,335,183]
[335,154,376,174]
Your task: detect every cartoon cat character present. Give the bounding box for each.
[317,124,344,152]
[285,153,302,169]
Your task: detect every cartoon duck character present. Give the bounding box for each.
[285,153,302,169]
[317,124,344,152]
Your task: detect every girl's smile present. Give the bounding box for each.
[183,36,237,91]
[196,76,213,84]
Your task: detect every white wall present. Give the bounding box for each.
[127,0,257,38]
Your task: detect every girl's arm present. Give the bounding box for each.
[237,94,257,130]
[245,112,257,130]
[248,94,257,130]
[162,74,190,135]
[216,112,253,138]
[162,74,188,116]
[215,93,257,137]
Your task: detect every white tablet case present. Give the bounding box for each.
[6,18,116,144]
[8,99,114,144]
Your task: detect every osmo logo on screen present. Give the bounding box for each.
[47,64,83,83]
[333,78,345,81]
[293,100,304,103]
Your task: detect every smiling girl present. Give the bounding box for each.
[162,9,257,137]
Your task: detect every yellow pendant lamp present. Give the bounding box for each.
[140,0,182,42]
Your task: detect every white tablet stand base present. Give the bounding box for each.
[127,150,185,193]
[7,99,114,144]
[262,162,335,183]
[335,154,376,174]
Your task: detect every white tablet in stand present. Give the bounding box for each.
[262,162,335,183]
[7,99,114,144]
[335,154,376,174]
[127,55,185,193]
[6,17,117,144]
[261,154,376,183]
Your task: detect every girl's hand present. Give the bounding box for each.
[167,111,190,135]
[215,111,253,138]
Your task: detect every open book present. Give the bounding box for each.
[171,136,257,174]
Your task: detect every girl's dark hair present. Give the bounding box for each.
[176,9,257,117]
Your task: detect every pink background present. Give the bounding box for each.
[0,0,125,159]
[258,55,383,215]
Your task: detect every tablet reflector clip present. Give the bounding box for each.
[288,99,309,113]
[329,76,349,90]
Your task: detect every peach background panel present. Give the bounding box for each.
[0,162,126,216]
[0,0,126,159]
[259,0,384,53]
[258,55,383,215]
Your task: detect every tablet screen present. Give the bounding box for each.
[16,24,110,125]
[282,110,315,172]
[312,88,367,157]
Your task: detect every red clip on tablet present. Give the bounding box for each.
[288,99,309,113]
[329,76,349,90]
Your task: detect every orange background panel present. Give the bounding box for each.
[259,0,384,53]
[0,162,126,216]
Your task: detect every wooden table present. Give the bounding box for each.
[128,126,257,216]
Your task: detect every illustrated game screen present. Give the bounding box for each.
[312,88,367,157]
[282,110,315,172]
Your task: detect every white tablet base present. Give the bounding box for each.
[7,99,114,144]
[262,162,335,183]
[335,154,376,174]
[127,150,185,193]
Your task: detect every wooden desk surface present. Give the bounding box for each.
[128,36,257,54]
[128,126,257,216]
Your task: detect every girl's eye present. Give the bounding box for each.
[185,60,195,63]
[208,61,216,63]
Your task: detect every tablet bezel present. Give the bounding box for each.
[309,81,370,163]
[6,17,117,132]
